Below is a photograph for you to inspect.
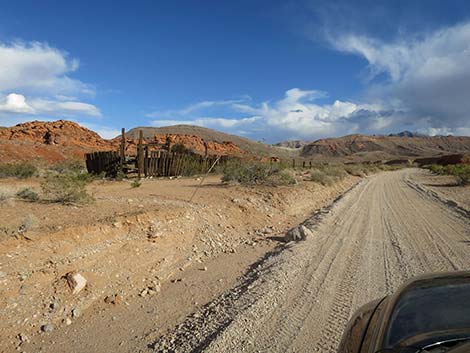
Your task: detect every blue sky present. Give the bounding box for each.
[1,0,470,142]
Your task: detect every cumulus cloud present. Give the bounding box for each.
[0,41,92,96]
[0,93,100,118]
[0,41,100,123]
[149,88,388,141]
[331,22,470,135]
[0,93,34,114]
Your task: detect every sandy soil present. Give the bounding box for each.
[0,174,358,353]
[150,169,470,353]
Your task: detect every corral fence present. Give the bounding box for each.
[85,150,235,178]
[85,127,239,178]
[85,151,121,176]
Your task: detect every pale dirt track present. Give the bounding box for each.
[150,169,470,353]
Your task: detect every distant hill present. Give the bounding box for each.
[273,140,310,149]
[0,120,115,163]
[125,125,296,158]
[300,134,470,161]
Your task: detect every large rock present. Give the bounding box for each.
[285,225,314,242]
[66,272,87,295]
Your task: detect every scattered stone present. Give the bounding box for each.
[18,333,29,343]
[41,324,54,333]
[140,289,148,297]
[66,272,87,295]
[72,308,82,318]
[201,266,208,271]
[65,318,72,326]
[285,225,314,242]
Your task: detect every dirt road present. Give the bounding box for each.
[150,169,470,352]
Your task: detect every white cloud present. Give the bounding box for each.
[151,116,260,129]
[149,88,387,141]
[331,22,470,134]
[0,93,34,113]
[0,41,93,96]
[0,93,100,117]
[0,41,100,123]
[146,98,249,118]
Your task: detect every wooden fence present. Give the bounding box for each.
[142,152,228,177]
[85,150,232,177]
[85,151,121,176]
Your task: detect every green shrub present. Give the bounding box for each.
[49,160,85,174]
[426,164,470,186]
[0,162,37,179]
[221,162,295,186]
[16,188,39,201]
[308,169,333,186]
[308,165,348,186]
[131,179,142,188]
[344,164,366,177]
[115,170,127,181]
[41,172,92,204]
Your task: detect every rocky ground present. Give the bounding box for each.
[0,173,358,352]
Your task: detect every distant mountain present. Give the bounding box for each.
[388,131,426,138]
[125,125,296,158]
[300,134,470,161]
[273,140,310,149]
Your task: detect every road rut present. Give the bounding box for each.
[149,169,470,353]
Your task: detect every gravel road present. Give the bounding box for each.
[149,169,470,353]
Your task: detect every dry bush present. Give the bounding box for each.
[16,188,39,201]
[308,165,347,186]
[131,179,142,188]
[0,162,37,179]
[427,164,470,186]
[221,162,296,186]
[41,172,93,204]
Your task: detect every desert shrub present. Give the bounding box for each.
[49,160,85,174]
[308,169,332,186]
[222,163,270,185]
[268,169,297,186]
[308,165,348,186]
[426,164,470,186]
[16,188,39,201]
[0,186,15,203]
[0,162,37,179]
[170,143,190,154]
[447,164,470,185]
[131,179,142,188]
[344,164,366,177]
[41,172,92,204]
[221,162,295,186]
[115,170,127,181]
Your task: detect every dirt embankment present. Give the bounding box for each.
[0,174,358,352]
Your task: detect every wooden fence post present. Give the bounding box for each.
[137,129,144,178]
[292,159,295,169]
